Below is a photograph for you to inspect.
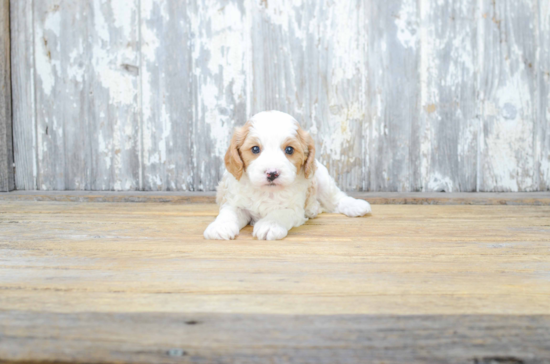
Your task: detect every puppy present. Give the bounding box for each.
[204,110,371,240]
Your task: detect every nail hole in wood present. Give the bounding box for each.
[166,348,186,357]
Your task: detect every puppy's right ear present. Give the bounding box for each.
[224,123,250,180]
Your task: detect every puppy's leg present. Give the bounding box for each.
[315,161,371,217]
[253,209,307,240]
[204,205,250,240]
[304,179,322,219]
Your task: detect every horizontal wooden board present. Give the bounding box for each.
[1,311,550,364]
[1,191,550,205]
[1,201,549,363]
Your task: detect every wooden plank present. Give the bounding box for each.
[0,202,549,363]
[478,0,538,191]
[0,191,549,205]
[366,0,421,192]
[140,1,249,191]
[31,1,140,191]
[0,202,549,315]
[1,311,549,364]
[0,0,14,192]
[250,0,367,191]
[32,1,68,190]
[87,1,140,190]
[187,0,249,191]
[540,0,550,191]
[139,1,193,191]
[418,0,478,192]
[10,0,36,191]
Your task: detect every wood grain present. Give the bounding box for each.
[1,191,550,205]
[9,0,36,191]
[366,0,420,192]
[8,0,550,192]
[250,0,367,191]
[0,0,13,192]
[0,201,549,363]
[478,0,538,192]
[419,0,478,192]
[540,0,550,191]
[0,202,549,315]
[1,312,549,364]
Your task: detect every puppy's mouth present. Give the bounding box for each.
[263,181,282,188]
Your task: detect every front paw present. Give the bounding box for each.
[337,197,372,217]
[204,221,240,240]
[253,220,288,240]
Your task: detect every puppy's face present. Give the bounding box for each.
[224,111,316,189]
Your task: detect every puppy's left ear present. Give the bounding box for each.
[298,128,316,178]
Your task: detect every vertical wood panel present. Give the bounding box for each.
[140,1,185,191]
[88,0,140,190]
[139,1,193,191]
[366,0,420,191]
[189,0,249,191]
[0,0,14,192]
[478,0,538,192]
[11,0,37,191]
[250,0,367,191]
[33,1,67,190]
[418,0,478,192]
[539,0,550,191]
[30,1,140,190]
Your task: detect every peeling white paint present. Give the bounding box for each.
[111,0,134,37]
[395,0,418,50]
[427,172,455,192]
[35,11,61,96]
[190,1,249,159]
[93,1,110,43]
[13,0,550,192]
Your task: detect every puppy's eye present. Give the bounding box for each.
[251,146,261,154]
[285,146,294,155]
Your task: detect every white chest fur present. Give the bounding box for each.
[217,171,309,223]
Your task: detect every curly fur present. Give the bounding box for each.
[204,110,371,240]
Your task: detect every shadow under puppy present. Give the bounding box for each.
[204,110,371,240]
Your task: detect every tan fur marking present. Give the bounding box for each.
[297,127,316,178]
[281,136,307,173]
[224,122,251,180]
[240,136,262,170]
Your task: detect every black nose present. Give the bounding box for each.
[267,171,279,182]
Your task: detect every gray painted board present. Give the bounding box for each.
[540,0,550,191]
[9,0,550,191]
[10,0,36,191]
[0,0,14,192]
[366,0,420,192]
[478,0,538,192]
[418,0,478,193]
[2,312,550,364]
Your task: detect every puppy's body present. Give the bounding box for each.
[204,111,371,240]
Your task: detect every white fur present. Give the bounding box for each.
[204,111,371,240]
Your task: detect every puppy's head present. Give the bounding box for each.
[224,111,316,189]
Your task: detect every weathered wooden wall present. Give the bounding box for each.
[9,0,550,192]
[0,0,14,192]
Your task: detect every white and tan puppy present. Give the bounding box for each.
[204,110,371,240]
